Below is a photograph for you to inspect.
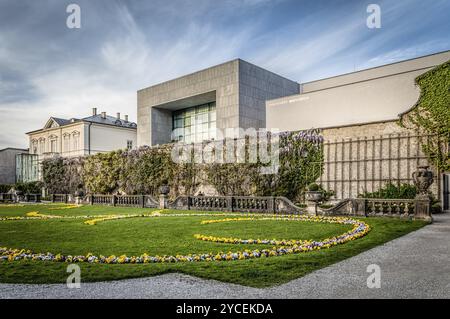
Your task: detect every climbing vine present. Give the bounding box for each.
[204,130,324,201]
[400,60,450,171]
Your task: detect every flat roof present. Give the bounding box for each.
[302,49,450,86]
[138,58,298,92]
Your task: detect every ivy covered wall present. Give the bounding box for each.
[41,130,324,202]
[400,60,450,171]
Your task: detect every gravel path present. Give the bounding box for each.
[1,213,449,299]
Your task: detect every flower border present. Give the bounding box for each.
[0,212,370,264]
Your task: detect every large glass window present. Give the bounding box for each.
[172,102,216,143]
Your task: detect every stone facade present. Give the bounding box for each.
[27,111,137,162]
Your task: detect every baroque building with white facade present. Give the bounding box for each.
[27,108,137,161]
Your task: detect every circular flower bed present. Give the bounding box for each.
[0,211,370,264]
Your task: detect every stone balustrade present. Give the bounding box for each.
[39,193,432,220]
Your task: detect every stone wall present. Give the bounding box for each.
[319,120,439,200]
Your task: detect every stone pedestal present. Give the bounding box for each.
[354,198,367,216]
[412,165,434,222]
[305,203,317,215]
[159,194,168,209]
[414,195,432,222]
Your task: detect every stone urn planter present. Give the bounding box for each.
[413,165,434,196]
[305,191,323,215]
[305,191,323,202]
[159,185,170,196]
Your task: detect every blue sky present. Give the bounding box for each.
[0,0,449,148]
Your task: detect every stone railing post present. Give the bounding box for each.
[354,198,367,216]
[159,194,168,209]
[267,197,275,214]
[158,185,170,209]
[112,195,116,207]
[140,195,145,208]
[187,196,191,210]
[228,196,234,212]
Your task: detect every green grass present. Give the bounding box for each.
[0,203,428,287]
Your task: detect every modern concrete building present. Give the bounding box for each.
[137,59,299,146]
[26,108,137,161]
[0,147,32,184]
[266,50,450,131]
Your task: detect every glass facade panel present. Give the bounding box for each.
[172,102,216,143]
[16,154,39,183]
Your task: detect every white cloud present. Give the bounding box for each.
[0,0,449,149]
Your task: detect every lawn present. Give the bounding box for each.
[0,203,428,287]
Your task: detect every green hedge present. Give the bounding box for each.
[0,182,42,194]
[358,182,417,199]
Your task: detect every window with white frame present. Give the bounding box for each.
[63,134,70,153]
[49,136,58,153]
[39,138,45,154]
[72,132,80,151]
[172,102,216,143]
[127,140,133,150]
[31,140,38,154]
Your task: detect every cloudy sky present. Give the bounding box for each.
[0,0,449,149]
